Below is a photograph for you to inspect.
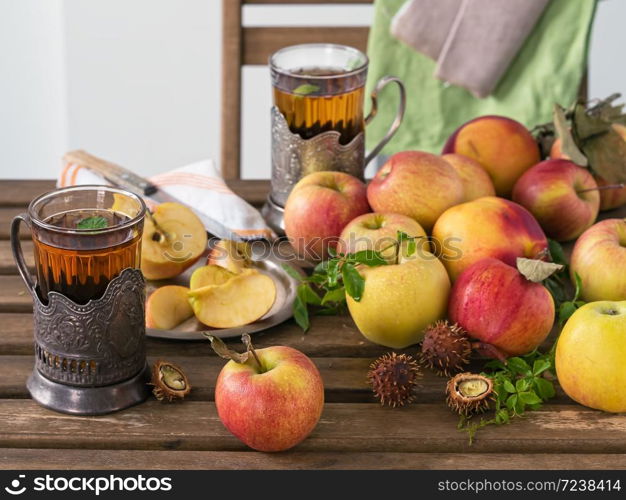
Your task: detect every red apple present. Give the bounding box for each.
[443,115,541,197]
[512,159,600,242]
[431,196,549,281]
[338,212,429,262]
[570,219,626,302]
[215,345,324,452]
[284,171,370,260]
[449,258,555,356]
[367,151,464,232]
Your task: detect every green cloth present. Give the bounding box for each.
[365,0,597,155]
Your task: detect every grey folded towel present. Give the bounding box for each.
[391,0,551,98]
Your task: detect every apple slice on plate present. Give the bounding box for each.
[190,264,237,289]
[207,239,253,273]
[146,285,194,330]
[188,269,277,328]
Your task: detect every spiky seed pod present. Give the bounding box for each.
[151,360,191,402]
[421,320,472,376]
[367,352,422,408]
[446,372,494,416]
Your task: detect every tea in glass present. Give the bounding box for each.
[27,186,145,304]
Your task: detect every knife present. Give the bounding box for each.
[63,150,246,241]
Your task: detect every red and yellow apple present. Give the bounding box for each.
[556,301,626,412]
[284,171,370,261]
[141,202,208,280]
[570,219,626,302]
[366,151,464,232]
[431,196,548,281]
[442,115,541,197]
[442,153,496,202]
[346,252,450,348]
[215,345,324,452]
[338,212,429,262]
[512,159,600,242]
[449,258,554,356]
[551,126,626,211]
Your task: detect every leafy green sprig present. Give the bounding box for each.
[542,239,585,325]
[458,349,557,445]
[283,232,423,332]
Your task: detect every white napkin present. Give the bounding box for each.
[58,157,273,240]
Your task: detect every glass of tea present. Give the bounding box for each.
[11,186,146,305]
[270,43,405,164]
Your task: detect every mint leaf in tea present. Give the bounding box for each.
[77,215,109,230]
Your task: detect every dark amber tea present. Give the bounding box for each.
[21,186,146,305]
[273,66,365,144]
[33,209,142,304]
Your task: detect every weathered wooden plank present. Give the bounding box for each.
[0,355,573,404]
[0,400,623,453]
[0,312,399,358]
[0,355,374,403]
[1,448,623,470]
[0,207,29,240]
[0,240,33,275]
[243,27,369,65]
[0,277,31,312]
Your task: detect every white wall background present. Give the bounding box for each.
[0,0,623,180]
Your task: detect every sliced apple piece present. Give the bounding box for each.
[146,285,194,330]
[189,264,240,290]
[188,270,276,328]
[207,239,253,273]
[141,202,208,280]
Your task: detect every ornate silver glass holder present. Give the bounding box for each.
[24,268,151,415]
[262,76,406,235]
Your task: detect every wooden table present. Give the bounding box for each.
[1,179,626,470]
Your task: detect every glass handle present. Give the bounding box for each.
[11,214,36,295]
[364,76,406,167]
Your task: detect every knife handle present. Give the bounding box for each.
[63,150,157,196]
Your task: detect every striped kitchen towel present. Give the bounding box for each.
[58,154,273,240]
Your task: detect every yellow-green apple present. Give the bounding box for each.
[141,202,208,280]
[346,252,450,348]
[432,196,548,281]
[442,153,496,202]
[215,345,324,451]
[551,127,626,211]
[511,159,600,242]
[366,151,464,232]
[556,301,626,412]
[442,115,541,197]
[284,171,369,261]
[448,258,554,356]
[338,212,429,263]
[570,219,626,302]
[145,285,194,330]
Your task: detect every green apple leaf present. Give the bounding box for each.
[342,262,365,301]
[516,257,564,283]
[534,377,556,400]
[553,104,588,166]
[349,250,387,267]
[321,286,346,305]
[282,263,304,282]
[547,239,568,267]
[293,293,310,332]
[298,283,321,306]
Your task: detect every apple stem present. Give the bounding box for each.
[576,183,625,194]
[242,333,265,373]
